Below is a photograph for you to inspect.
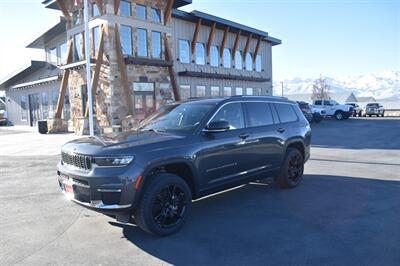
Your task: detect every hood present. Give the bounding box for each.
[62,130,186,156]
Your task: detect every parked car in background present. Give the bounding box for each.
[312,100,354,120]
[57,96,311,236]
[0,109,8,126]
[364,103,385,117]
[297,101,323,123]
[347,103,363,117]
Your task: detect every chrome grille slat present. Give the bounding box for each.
[61,152,92,170]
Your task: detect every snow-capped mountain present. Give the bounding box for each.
[274,70,400,100]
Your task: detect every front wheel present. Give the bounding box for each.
[276,148,304,188]
[335,111,345,120]
[134,173,192,236]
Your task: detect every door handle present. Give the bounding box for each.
[239,133,250,140]
[277,128,286,133]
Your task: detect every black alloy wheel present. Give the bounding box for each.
[276,148,304,188]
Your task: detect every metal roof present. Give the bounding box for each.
[0,61,47,90]
[26,18,66,49]
[172,10,281,46]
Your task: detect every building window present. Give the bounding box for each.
[196,86,206,97]
[151,8,161,23]
[49,47,58,65]
[236,87,243,96]
[72,10,80,25]
[152,31,161,59]
[180,85,191,100]
[224,87,232,96]
[256,55,262,72]
[195,43,205,65]
[136,4,146,20]
[120,25,132,56]
[73,33,83,61]
[20,95,27,121]
[211,86,220,97]
[246,88,254,95]
[234,51,242,70]
[120,0,131,16]
[92,2,100,17]
[60,42,67,65]
[92,26,100,56]
[210,45,219,67]
[179,40,190,64]
[41,92,49,119]
[223,48,231,68]
[245,52,253,71]
[137,28,148,57]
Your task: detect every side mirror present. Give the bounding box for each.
[204,120,230,132]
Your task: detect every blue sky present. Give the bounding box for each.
[0,0,399,82]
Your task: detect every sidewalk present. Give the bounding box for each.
[0,126,79,156]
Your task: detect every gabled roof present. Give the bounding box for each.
[27,17,66,49]
[0,61,47,90]
[172,10,281,46]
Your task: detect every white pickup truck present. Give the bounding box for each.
[312,100,354,120]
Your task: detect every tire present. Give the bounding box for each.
[335,111,345,120]
[134,173,192,236]
[276,148,304,189]
[381,113,385,117]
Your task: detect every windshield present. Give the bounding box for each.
[367,103,379,108]
[137,102,215,134]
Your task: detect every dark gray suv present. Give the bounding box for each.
[57,96,311,236]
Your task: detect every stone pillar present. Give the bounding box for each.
[47,118,68,134]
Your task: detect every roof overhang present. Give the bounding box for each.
[42,0,192,10]
[27,18,66,49]
[10,76,60,90]
[172,10,281,46]
[0,61,48,90]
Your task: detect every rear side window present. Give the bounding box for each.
[275,104,298,123]
[245,102,274,127]
[314,100,322,105]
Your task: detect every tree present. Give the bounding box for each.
[312,76,331,100]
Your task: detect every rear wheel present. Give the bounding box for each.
[134,173,192,236]
[276,148,304,188]
[335,111,345,120]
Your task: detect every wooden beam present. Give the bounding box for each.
[115,24,134,116]
[219,26,230,57]
[95,0,104,15]
[164,34,181,101]
[191,18,202,54]
[243,33,253,57]
[206,22,217,57]
[164,0,174,26]
[85,25,105,117]
[232,30,241,59]
[55,40,73,119]
[253,35,262,62]
[114,0,120,15]
[55,0,71,20]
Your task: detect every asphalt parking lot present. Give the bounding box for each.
[1,117,400,266]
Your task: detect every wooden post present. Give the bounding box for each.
[164,0,174,25]
[253,35,262,62]
[85,25,105,117]
[191,18,202,54]
[219,26,230,58]
[95,0,104,15]
[243,33,253,58]
[115,24,134,116]
[232,30,241,59]
[207,22,217,57]
[54,40,73,119]
[164,34,181,101]
[56,0,71,20]
[114,0,120,15]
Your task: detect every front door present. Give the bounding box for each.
[133,82,156,121]
[28,93,41,126]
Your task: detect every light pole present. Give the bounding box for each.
[83,0,94,136]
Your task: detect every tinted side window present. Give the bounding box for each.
[314,100,322,105]
[275,104,298,123]
[245,102,274,127]
[211,103,244,130]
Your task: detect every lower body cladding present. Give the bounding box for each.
[57,163,143,222]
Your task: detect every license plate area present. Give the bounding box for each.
[63,180,74,199]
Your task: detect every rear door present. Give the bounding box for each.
[243,102,285,174]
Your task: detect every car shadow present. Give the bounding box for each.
[311,118,400,150]
[109,174,400,266]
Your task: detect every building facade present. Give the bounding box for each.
[0,0,281,134]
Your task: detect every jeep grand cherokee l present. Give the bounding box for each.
[57,96,311,236]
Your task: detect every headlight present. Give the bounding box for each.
[93,156,134,167]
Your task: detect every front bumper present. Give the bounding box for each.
[57,162,144,215]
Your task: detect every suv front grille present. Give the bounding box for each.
[62,152,92,170]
